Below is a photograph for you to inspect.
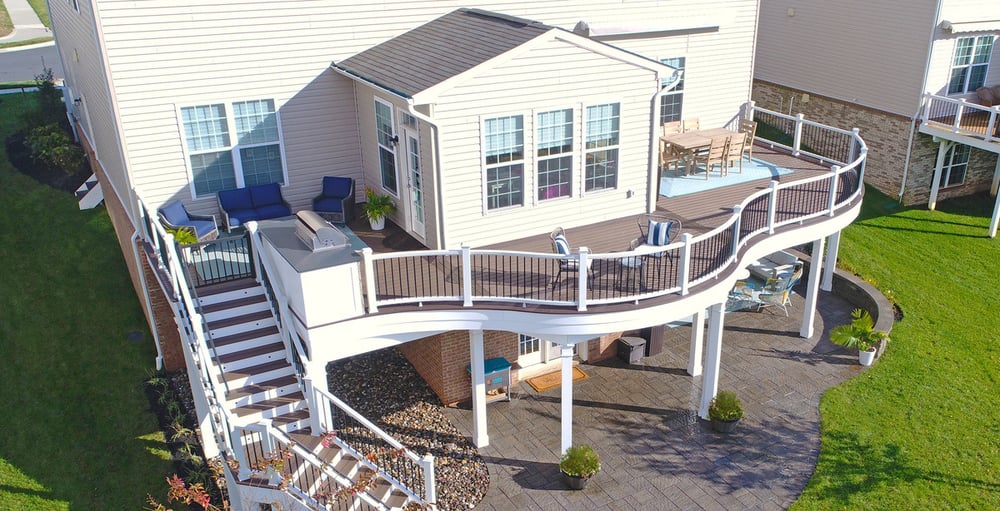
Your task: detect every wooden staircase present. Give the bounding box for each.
[196,278,416,510]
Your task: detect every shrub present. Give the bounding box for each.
[708,390,744,421]
[559,445,601,477]
[26,123,85,176]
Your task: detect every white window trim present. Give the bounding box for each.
[532,105,579,206]
[658,56,686,124]
[949,35,995,95]
[176,98,289,199]
[480,111,529,214]
[582,99,624,196]
[374,97,401,198]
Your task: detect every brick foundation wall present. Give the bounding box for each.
[76,123,185,370]
[586,332,625,363]
[398,330,518,406]
[752,80,999,206]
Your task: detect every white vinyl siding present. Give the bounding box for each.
[180,99,286,197]
[536,108,573,201]
[948,36,994,94]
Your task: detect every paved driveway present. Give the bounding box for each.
[442,288,858,510]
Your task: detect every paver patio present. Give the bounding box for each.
[441,287,860,510]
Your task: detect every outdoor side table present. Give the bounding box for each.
[467,357,511,403]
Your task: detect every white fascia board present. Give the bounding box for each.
[411,28,673,105]
[940,19,1000,33]
[577,17,722,38]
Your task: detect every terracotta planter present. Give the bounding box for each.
[858,348,876,366]
[711,418,741,433]
[561,471,592,490]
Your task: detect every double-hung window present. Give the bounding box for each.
[584,103,620,192]
[484,115,524,210]
[181,99,285,197]
[536,109,573,201]
[659,57,685,124]
[374,99,399,195]
[938,144,970,188]
[948,36,994,94]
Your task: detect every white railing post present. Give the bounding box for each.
[731,205,743,255]
[303,376,323,434]
[921,93,933,122]
[361,247,378,313]
[953,99,966,132]
[461,244,473,307]
[421,453,437,508]
[577,247,589,311]
[233,427,252,480]
[767,181,780,234]
[987,107,1000,143]
[743,100,756,123]
[163,232,181,299]
[849,128,860,162]
[246,222,264,285]
[257,420,283,486]
[828,165,841,216]
[678,233,692,295]
[792,113,805,156]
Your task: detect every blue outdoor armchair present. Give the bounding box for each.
[312,176,355,223]
[158,200,219,243]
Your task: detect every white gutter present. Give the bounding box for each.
[648,72,684,211]
[131,231,164,370]
[901,0,945,202]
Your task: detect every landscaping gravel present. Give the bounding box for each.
[328,348,489,510]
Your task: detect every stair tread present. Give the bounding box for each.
[201,293,267,314]
[217,342,286,364]
[198,277,258,297]
[231,392,305,416]
[207,309,274,330]
[212,325,280,348]
[220,360,293,382]
[271,409,310,424]
[227,374,299,399]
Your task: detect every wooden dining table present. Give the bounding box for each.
[660,127,735,175]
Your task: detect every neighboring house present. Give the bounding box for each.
[753,0,1000,237]
[47,2,867,509]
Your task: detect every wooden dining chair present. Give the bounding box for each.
[695,136,727,179]
[659,121,684,176]
[724,131,747,174]
[740,119,757,162]
[682,118,700,132]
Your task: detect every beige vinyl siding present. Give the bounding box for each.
[756,0,938,117]
[48,0,133,220]
[84,0,756,217]
[428,40,658,248]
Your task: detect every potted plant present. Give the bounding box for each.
[362,187,396,231]
[830,308,890,366]
[559,445,600,490]
[708,390,744,433]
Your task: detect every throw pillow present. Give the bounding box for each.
[647,219,673,246]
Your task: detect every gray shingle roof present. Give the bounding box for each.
[334,9,551,99]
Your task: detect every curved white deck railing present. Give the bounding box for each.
[362,106,867,313]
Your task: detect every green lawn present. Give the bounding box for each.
[27,0,49,28]
[793,188,1000,508]
[0,93,172,508]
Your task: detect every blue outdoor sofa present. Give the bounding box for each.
[217,182,292,231]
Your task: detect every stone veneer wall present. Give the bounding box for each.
[76,123,185,370]
[752,80,999,206]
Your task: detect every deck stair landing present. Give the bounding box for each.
[196,278,415,509]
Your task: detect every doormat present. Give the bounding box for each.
[525,367,589,393]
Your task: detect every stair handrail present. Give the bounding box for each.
[233,421,393,510]
[311,385,437,507]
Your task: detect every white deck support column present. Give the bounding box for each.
[698,302,725,419]
[469,330,489,447]
[559,343,575,455]
[687,310,705,376]
[928,140,953,211]
[800,237,826,339]
[821,231,840,292]
[990,157,1000,238]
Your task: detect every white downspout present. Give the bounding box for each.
[649,71,684,212]
[900,0,945,202]
[131,231,164,370]
[406,101,447,249]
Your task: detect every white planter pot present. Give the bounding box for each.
[858,349,876,366]
[369,217,386,231]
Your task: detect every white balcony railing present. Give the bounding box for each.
[920,92,1000,144]
[360,105,867,314]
